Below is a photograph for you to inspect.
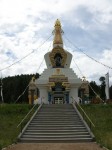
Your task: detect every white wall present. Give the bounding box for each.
[64,51,72,68]
[39,88,48,104]
[69,88,79,103]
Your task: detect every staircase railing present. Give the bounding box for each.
[17,103,43,132]
[71,97,95,129]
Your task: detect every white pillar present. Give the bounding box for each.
[105,72,110,100]
[39,88,48,104]
[69,88,78,103]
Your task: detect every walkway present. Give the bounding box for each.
[5,143,107,150]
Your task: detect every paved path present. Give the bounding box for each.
[5,143,107,150]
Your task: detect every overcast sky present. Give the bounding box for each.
[0,0,112,84]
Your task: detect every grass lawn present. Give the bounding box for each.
[0,104,37,149]
[0,104,112,150]
[81,104,112,150]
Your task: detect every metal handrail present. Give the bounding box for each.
[17,103,38,128]
[72,97,95,128]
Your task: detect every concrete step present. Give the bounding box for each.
[25,129,88,132]
[31,120,82,123]
[19,137,93,143]
[33,117,81,120]
[18,104,94,143]
[23,132,89,135]
[28,124,85,127]
[40,110,75,112]
[36,112,77,114]
[33,118,80,121]
[30,120,83,123]
[32,119,82,123]
[21,134,91,138]
[42,104,72,107]
[32,117,82,120]
[41,107,73,109]
[27,126,86,130]
[40,109,75,111]
[29,123,83,126]
[33,119,81,122]
[36,115,78,117]
[31,120,82,122]
[34,115,79,117]
[38,113,77,115]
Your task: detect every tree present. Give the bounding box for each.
[2,73,39,103]
[89,81,100,98]
[109,85,112,99]
[99,76,106,100]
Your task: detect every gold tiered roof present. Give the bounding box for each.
[49,19,67,68]
[53,19,63,47]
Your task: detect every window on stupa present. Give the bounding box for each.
[54,53,62,67]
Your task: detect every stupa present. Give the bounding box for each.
[28,19,89,104]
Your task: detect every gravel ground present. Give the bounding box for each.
[5,142,107,150]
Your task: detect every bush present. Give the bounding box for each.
[91,97,102,104]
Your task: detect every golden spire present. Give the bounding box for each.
[53,19,63,48]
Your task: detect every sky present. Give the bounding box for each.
[0,0,112,84]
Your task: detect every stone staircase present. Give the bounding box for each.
[18,104,94,142]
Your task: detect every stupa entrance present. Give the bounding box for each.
[54,97,64,104]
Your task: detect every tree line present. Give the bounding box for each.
[89,76,112,100]
[0,74,112,103]
[0,73,39,103]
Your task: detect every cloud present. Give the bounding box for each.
[70,49,112,84]
[0,0,112,85]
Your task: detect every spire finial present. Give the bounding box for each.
[53,19,63,48]
[54,19,61,27]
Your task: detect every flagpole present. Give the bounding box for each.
[0,72,4,103]
[105,72,110,100]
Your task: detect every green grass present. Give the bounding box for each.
[0,104,37,149]
[1,104,112,150]
[80,104,112,150]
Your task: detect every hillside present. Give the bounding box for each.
[81,104,112,150]
[0,104,112,149]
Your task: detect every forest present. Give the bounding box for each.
[0,73,39,103]
[0,74,112,103]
